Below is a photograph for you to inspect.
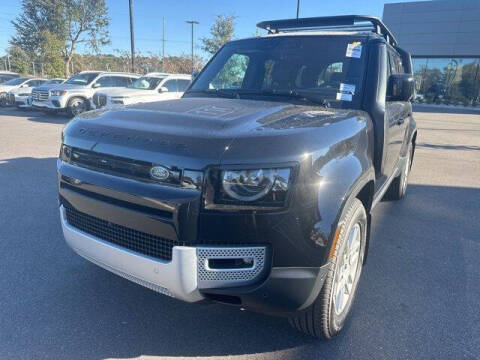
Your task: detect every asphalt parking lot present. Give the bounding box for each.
[0,107,479,360]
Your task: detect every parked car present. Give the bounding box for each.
[58,16,417,339]
[10,78,65,109]
[92,73,191,109]
[29,78,67,111]
[0,77,46,107]
[32,71,139,117]
[0,71,19,84]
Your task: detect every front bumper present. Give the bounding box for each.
[15,95,31,107]
[60,205,269,302]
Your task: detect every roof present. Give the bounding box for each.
[78,71,140,76]
[144,72,192,78]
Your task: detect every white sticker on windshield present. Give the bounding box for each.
[339,83,356,94]
[336,92,353,102]
[346,42,362,58]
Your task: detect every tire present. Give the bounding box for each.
[66,97,87,118]
[384,143,413,201]
[289,198,367,339]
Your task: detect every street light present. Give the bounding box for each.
[186,20,199,74]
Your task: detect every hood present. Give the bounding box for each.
[0,85,17,92]
[49,83,89,91]
[33,83,62,91]
[9,87,33,95]
[98,87,155,98]
[63,97,367,169]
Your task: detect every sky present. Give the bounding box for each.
[0,0,418,58]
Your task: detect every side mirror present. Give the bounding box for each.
[387,74,415,102]
[21,84,28,88]
[92,82,101,88]
[192,71,199,79]
[158,86,168,93]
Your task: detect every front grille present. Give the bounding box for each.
[65,205,178,261]
[32,90,49,102]
[93,93,107,107]
[66,146,181,186]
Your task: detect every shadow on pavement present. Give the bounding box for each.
[416,142,480,151]
[0,157,479,359]
[0,107,70,124]
[413,104,480,115]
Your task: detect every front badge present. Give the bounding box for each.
[150,166,170,181]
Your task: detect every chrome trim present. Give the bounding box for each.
[60,205,204,302]
[60,206,268,299]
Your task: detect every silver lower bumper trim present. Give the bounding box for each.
[60,206,268,302]
[60,206,203,302]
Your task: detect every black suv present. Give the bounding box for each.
[58,16,417,339]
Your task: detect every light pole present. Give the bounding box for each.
[162,16,166,71]
[186,20,199,73]
[297,0,300,18]
[129,0,136,73]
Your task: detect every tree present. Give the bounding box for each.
[38,30,65,77]
[10,0,65,59]
[60,0,110,76]
[7,46,30,75]
[10,0,110,77]
[201,15,236,56]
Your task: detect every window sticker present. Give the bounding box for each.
[346,42,362,58]
[339,83,356,94]
[336,92,353,102]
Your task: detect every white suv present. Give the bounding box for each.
[32,71,139,117]
[92,73,191,109]
[0,77,46,107]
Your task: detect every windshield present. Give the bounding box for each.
[66,72,100,85]
[3,77,28,86]
[128,76,165,90]
[187,36,367,108]
[46,79,64,84]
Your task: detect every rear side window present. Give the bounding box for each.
[388,50,404,74]
[177,79,191,92]
[163,79,178,92]
[113,76,133,87]
[95,76,117,87]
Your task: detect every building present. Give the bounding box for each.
[383,0,480,106]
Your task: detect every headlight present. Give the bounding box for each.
[217,167,291,207]
[50,90,66,96]
[59,144,72,161]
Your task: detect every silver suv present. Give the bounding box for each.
[32,71,139,117]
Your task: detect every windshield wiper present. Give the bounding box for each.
[185,89,239,99]
[236,89,330,108]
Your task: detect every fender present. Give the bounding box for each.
[312,150,375,266]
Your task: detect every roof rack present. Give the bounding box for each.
[257,15,397,47]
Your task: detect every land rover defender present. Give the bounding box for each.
[58,16,417,338]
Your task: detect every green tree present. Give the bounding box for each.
[60,0,110,76]
[7,46,30,75]
[201,15,236,56]
[10,0,65,59]
[38,30,65,77]
[10,0,110,77]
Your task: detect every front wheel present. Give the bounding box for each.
[67,97,87,117]
[289,198,367,339]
